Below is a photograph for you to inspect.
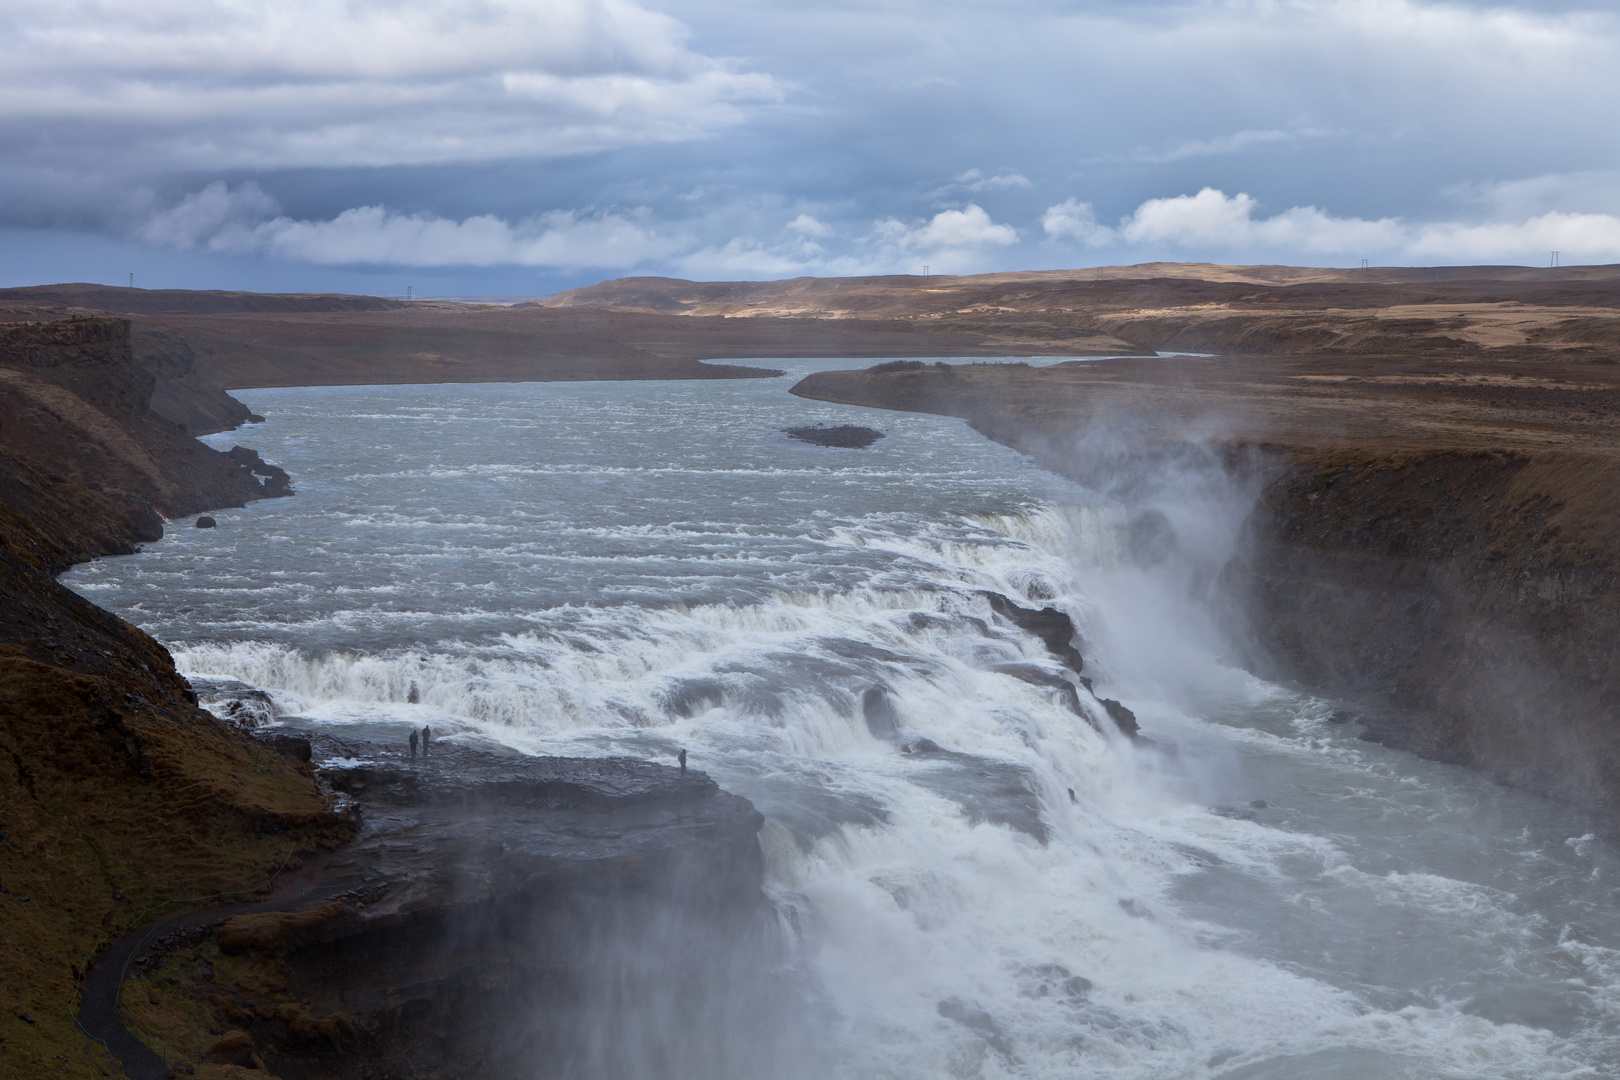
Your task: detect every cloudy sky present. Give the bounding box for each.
[3,0,1618,295]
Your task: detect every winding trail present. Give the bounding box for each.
[77,867,369,1078]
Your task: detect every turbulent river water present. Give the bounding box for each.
[65,360,1620,1080]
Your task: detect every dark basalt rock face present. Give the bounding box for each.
[785,424,885,448]
[981,593,1141,739]
[225,444,294,496]
[94,737,814,1080]
[1228,449,1620,825]
[981,592,1086,675]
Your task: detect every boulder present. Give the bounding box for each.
[260,732,313,763]
[225,445,295,496]
[862,687,900,739]
[982,592,1086,674]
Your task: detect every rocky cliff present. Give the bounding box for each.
[86,739,789,1080]
[0,319,344,1077]
[1231,449,1620,819]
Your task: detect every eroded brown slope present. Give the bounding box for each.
[791,356,1620,825]
[0,319,351,1078]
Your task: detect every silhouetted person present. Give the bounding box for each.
[678,749,687,773]
[422,725,432,755]
[409,730,418,758]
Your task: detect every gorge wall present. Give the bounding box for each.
[0,318,347,1077]
[1232,449,1620,820]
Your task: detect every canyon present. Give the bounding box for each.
[3,262,1618,1076]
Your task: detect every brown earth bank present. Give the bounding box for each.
[1,282,1123,438]
[0,318,357,1078]
[790,350,1620,828]
[543,262,1620,361]
[11,262,1620,435]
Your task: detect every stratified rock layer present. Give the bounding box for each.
[1231,449,1620,816]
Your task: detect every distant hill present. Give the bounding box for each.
[539,263,1620,318]
[0,283,407,317]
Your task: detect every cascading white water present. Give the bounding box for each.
[65,362,1620,1079]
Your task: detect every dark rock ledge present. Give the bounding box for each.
[80,736,784,1080]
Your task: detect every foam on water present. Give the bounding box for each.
[65,369,1620,1078]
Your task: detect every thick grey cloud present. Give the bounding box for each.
[3,0,1618,292]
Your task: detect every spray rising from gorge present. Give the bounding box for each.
[62,361,1620,1078]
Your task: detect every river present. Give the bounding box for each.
[63,360,1620,1079]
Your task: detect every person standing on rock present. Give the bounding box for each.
[678,748,687,773]
[422,725,432,755]
[409,730,418,758]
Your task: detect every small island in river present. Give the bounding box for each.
[784,423,886,448]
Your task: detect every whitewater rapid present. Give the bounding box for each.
[64,363,1620,1079]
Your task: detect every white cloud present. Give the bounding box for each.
[1446,171,1620,220]
[1119,188,1401,252]
[1041,198,1114,246]
[132,180,1045,278]
[883,205,1016,251]
[0,0,784,171]
[955,169,1032,193]
[140,179,1620,276]
[1043,187,1620,264]
[135,180,280,249]
[1100,128,1329,166]
[1408,212,1620,262]
[787,214,830,238]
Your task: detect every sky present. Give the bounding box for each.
[3,0,1619,296]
